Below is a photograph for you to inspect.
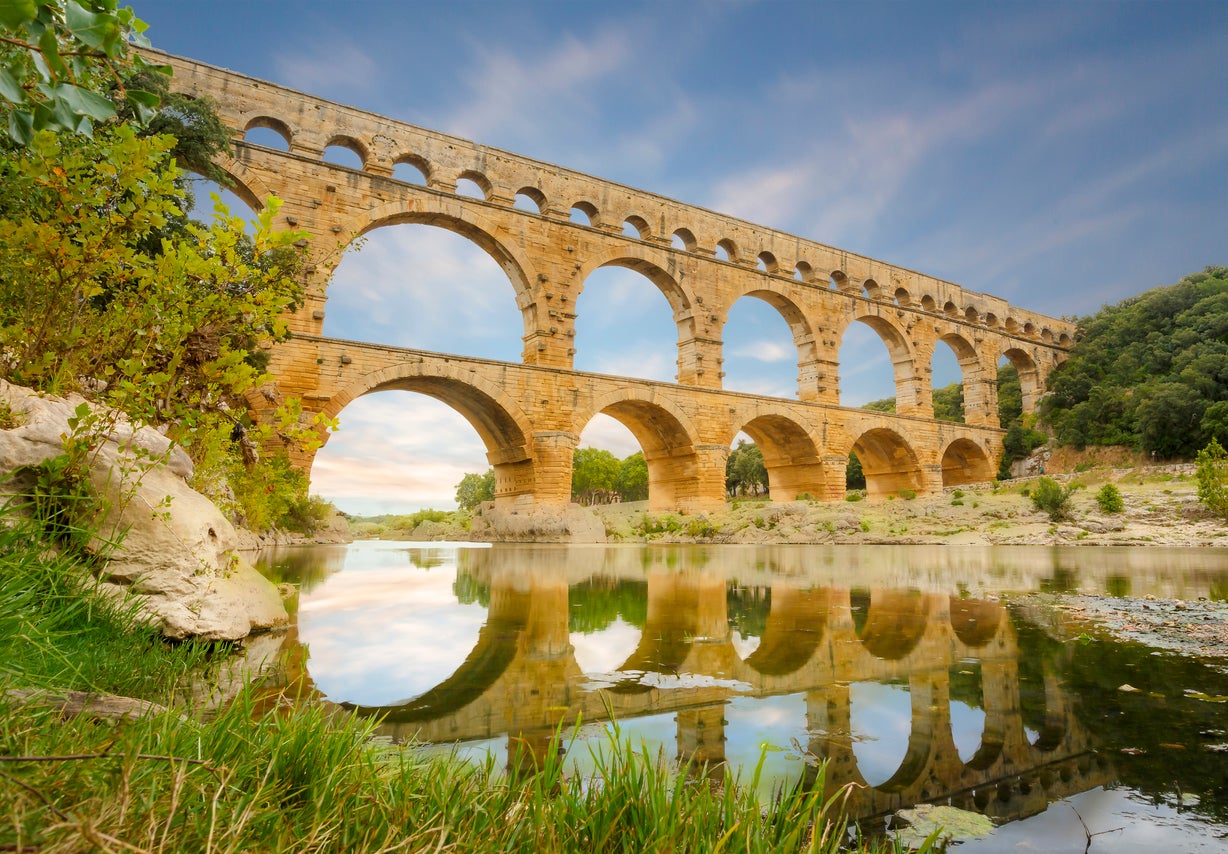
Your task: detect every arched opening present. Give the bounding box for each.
[741,587,829,675]
[574,262,686,383]
[622,215,650,240]
[949,660,990,765]
[941,438,995,487]
[568,577,648,676]
[894,288,912,307]
[722,292,811,399]
[392,155,429,184]
[242,117,291,150]
[838,318,913,410]
[572,415,645,505]
[671,228,696,252]
[183,169,261,227]
[579,398,700,512]
[863,278,882,300]
[850,428,924,498]
[852,589,929,660]
[570,201,598,226]
[726,434,767,498]
[513,187,545,213]
[735,415,825,501]
[830,271,852,292]
[794,261,812,282]
[999,347,1042,416]
[950,598,1004,648]
[714,241,733,262]
[325,221,525,360]
[757,251,778,273]
[455,177,486,200]
[323,139,364,170]
[931,337,968,423]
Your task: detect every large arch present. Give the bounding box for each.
[941,438,996,488]
[998,346,1043,414]
[321,361,536,504]
[721,288,818,399]
[849,427,925,499]
[741,587,830,676]
[577,390,702,512]
[837,313,920,411]
[352,201,541,352]
[734,414,826,501]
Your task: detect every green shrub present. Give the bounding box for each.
[898,489,917,500]
[1095,483,1125,514]
[1196,439,1228,520]
[1031,476,1075,521]
[845,492,863,502]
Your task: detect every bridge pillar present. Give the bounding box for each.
[525,431,579,506]
[963,373,1000,427]
[900,340,934,419]
[677,703,728,774]
[677,335,723,389]
[820,454,851,500]
[811,358,841,406]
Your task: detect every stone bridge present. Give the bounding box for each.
[272,547,1110,826]
[153,49,1075,510]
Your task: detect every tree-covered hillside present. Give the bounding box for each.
[1041,266,1228,458]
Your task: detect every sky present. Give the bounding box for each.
[136,0,1228,514]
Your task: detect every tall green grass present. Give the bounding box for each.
[0,508,915,853]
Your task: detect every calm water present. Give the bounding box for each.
[254,542,1228,852]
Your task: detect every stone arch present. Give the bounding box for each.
[319,359,537,504]
[943,300,960,318]
[242,115,293,148]
[354,200,540,349]
[894,287,912,307]
[207,154,275,214]
[457,169,493,200]
[513,186,547,213]
[672,227,697,252]
[741,587,829,676]
[964,306,981,324]
[570,199,599,226]
[863,278,882,300]
[716,237,739,263]
[578,247,697,338]
[999,346,1043,414]
[323,134,368,168]
[831,270,856,294]
[392,153,431,184]
[577,390,702,512]
[732,413,825,500]
[622,214,651,240]
[934,331,983,421]
[941,437,995,488]
[794,261,813,282]
[838,313,919,411]
[848,427,925,498]
[722,288,818,399]
[921,294,937,312]
[949,598,1004,648]
[757,251,779,273]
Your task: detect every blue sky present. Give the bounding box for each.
[138,0,1228,514]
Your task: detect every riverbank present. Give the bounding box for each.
[389,464,1226,548]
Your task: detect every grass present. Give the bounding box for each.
[0,507,917,853]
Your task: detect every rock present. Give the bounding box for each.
[469,500,605,543]
[0,381,288,641]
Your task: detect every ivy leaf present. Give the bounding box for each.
[0,0,37,29]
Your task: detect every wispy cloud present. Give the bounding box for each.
[272,41,378,95]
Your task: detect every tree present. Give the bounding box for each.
[455,469,495,511]
[726,440,767,497]
[614,452,648,502]
[1196,439,1228,521]
[572,447,620,498]
[846,452,865,490]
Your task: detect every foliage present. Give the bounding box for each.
[1041,267,1228,458]
[1095,482,1125,514]
[571,446,620,499]
[932,381,964,423]
[225,453,331,533]
[862,397,895,413]
[996,363,1023,425]
[726,439,767,497]
[614,450,648,501]
[846,451,865,489]
[0,0,166,143]
[455,468,495,511]
[999,419,1049,478]
[1195,438,1228,521]
[1030,476,1075,521]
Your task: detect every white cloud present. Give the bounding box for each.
[728,340,793,363]
[272,41,378,95]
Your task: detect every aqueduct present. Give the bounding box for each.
[154,49,1075,510]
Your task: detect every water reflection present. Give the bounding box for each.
[255,542,1228,848]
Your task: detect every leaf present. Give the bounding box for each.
[0,0,36,29]
[64,0,121,52]
[0,68,24,104]
[6,108,33,145]
[894,804,995,849]
[57,82,116,121]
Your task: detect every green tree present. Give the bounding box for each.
[1095,483,1124,514]
[614,451,648,502]
[572,447,620,498]
[846,452,865,490]
[455,469,495,511]
[1030,477,1075,521]
[932,381,965,423]
[1195,439,1228,521]
[726,440,767,497]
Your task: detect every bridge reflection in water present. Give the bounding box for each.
[261,543,1131,829]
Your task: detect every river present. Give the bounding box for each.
[254,541,1228,852]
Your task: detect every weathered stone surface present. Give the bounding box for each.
[0,381,287,641]
[468,500,605,543]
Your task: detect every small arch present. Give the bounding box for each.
[1023,321,1036,337]
[1000,347,1043,414]
[941,437,995,487]
[853,589,929,660]
[964,306,981,324]
[1004,317,1020,333]
[984,312,999,328]
[671,228,697,252]
[920,295,937,312]
[757,251,779,274]
[949,598,1004,647]
[1041,327,1053,343]
[742,588,830,675]
[570,200,599,226]
[943,300,960,318]
[323,135,367,169]
[716,238,738,263]
[242,116,292,150]
[392,154,430,184]
[863,278,882,300]
[1058,332,1072,347]
[794,261,812,282]
[894,287,912,307]
[513,187,546,213]
[829,271,849,292]
[850,427,925,499]
[623,215,651,240]
[457,170,492,200]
